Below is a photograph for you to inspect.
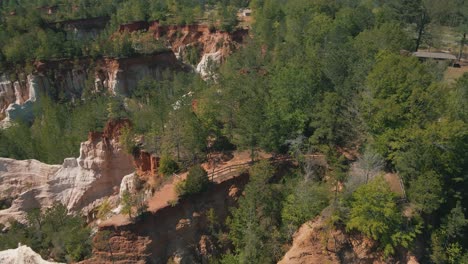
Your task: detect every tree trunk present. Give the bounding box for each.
[250,146,255,163]
[334,182,338,202]
[415,12,427,51]
[177,142,180,161]
[458,33,466,60]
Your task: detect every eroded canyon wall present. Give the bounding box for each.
[0,119,135,224]
[0,22,248,124]
[0,51,180,124]
[82,174,248,264]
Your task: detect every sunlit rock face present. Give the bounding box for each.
[0,74,39,127]
[0,120,135,225]
[0,52,179,124]
[0,245,63,264]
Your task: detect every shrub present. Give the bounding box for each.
[159,155,179,176]
[97,198,112,220]
[281,182,329,228]
[176,165,209,196]
[0,203,91,262]
[119,125,137,155]
[121,190,134,218]
[175,180,186,196]
[134,193,148,217]
[167,199,179,207]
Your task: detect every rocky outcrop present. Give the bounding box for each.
[150,23,248,77]
[0,120,135,224]
[82,174,249,264]
[133,151,159,177]
[0,52,180,123]
[49,16,109,41]
[0,159,61,200]
[0,158,61,221]
[119,173,137,196]
[0,245,63,264]
[0,21,248,123]
[0,74,39,126]
[279,212,420,264]
[196,51,222,78]
[98,52,181,95]
[149,22,247,56]
[53,126,134,210]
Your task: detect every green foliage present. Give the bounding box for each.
[119,125,137,155]
[0,95,110,164]
[0,203,91,262]
[162,106,208,161]
[177,165,209,196]
[0,0,247,68]
[430,202,468,263]
[0,121,34,159]
[363,51,436,136]
[309,92,355,147]
[224,161,285,263]
[1,0,467,260]
[408,171,444,214]
[158,155,179,176]
[206,208,218,234]
[97,198,112,220]
[346,177,420,256]
[208,43,274,155]
[121,190,134,218]
[281,181,329,228]
[448,73,468,122]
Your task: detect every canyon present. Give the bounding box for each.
[0,21,248,126]
[0,116,254,263]
[0,51,180,126]
[0,7,434,263]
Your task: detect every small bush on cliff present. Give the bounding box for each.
[121,190,134,218]
[97,198,112,220]
[176,165,210,196]
[159,155,179,176]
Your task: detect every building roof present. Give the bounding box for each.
[413,51,457,60]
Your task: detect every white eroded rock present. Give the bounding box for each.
[0,136,134,224]
[195,51,222,79]
[119,173,136,196]
[0,158,61,198]
[0,245,63,264]
[0,74,39,124]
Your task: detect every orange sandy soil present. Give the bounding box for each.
[100,150,271,227]
[384,172,405,197]
[444,65,468,83]
[444,58,468,83]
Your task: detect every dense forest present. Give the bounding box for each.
[0,0,246,69]
[0,0,467,263]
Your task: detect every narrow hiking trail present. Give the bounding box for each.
[101,151,271,227]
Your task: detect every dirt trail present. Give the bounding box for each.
[145,150,271,213]
[101,151,271,227]
[147,172,187,212]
